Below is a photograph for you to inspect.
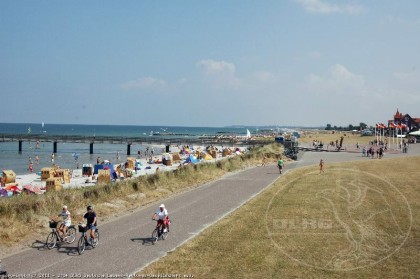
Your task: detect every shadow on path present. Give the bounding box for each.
[131,237,156,246]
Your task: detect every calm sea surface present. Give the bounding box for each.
[0,123,251,174]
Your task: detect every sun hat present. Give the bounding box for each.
[159,204,165,208]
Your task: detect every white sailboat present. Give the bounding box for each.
[246,129,251,138]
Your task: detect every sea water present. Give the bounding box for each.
[0,123,249,174]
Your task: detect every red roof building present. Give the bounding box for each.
[388,109,420,132]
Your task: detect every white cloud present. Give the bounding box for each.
[297,65,420,125]
[196,59,242,89]
[391,70,420,101]
[294,0,365,14]
[306,51,322,60]
[196,59,236,76]
[393,70,420,84]
[306,64,366,95]
[121,77,168,90]
[253,71,275,83]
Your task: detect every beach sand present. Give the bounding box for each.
[9,144,248,193]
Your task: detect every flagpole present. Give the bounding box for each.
[378,125,381,144]
[400,127,403,150]
[379,124,382,144]
[382,126,385,145]
[392,127,395,150]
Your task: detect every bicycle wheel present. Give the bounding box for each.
[161,231,168,240]
[151,228,159,244]
[92,230,99,248]
[77,236,86,255]
[65,227,76,244]
[46,232,57,249]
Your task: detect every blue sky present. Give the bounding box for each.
[1,0,419,127]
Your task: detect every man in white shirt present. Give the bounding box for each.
[152,204,170,232]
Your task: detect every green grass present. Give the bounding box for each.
[140,156,420,278]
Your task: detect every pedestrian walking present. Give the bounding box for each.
[261,155,267,167]
[319,159,325,174]
[277,158,284,174]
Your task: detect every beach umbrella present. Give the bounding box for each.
[23,185,42,194]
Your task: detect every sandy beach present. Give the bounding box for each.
[6,144,248,194]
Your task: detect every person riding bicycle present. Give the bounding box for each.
[83,205,97,244]
[56,205,71,240]
[152,203,170,232]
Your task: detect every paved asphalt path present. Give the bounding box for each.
[2,144,419,276]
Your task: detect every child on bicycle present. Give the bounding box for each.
[152,204,170,232]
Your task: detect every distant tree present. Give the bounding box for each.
[348,124,354,130]
[359,122,368,130]
[325,124,332,130]
[333,126,338,130]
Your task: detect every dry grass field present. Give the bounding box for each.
[298,130,377,147]
[140,156,420,278]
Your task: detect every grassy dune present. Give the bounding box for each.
[0,144,284,254]
[140,156,420,278]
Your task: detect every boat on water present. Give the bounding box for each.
[41,122,47,133]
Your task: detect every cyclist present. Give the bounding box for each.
[152,203,170,232]
[83,205,97,245]
[57,205,71,240]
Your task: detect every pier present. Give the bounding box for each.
[0,133,271,155]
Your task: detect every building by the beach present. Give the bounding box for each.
[388,109,420,132]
